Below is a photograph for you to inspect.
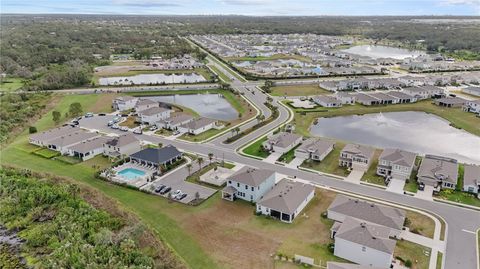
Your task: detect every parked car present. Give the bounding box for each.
[173,130,180,135]
[133,128,142,134]
[71,120,79,125]
[113,117,121,123]
[111,124,119,129]
[154,185,165,193]
[98,113,106,116]
[160,186,171,195]
[85,112,94,118]
[120,126,128,132]
[107,121,114,126]
[178,193,187,200]
[172,190,182,199]
[149,126,158,131]
[449,94,456,97]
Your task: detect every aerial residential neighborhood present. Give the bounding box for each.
[1,4,480,269]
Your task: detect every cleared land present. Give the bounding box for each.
[270,84,331,97]
[0,77,24,92]
[93,68,215,84]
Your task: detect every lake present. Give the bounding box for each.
[99,73,206,86]
[341,45,424,60]
[310,111,480,164]
[146,93,238,121]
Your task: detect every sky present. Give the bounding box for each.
[1,0,479,16]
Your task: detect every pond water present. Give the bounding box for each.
[99,73,206,86]
[146,93,238,121]
[341,45,424,60]
[310,111,480,164]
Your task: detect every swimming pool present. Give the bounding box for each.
[117,168,146,180]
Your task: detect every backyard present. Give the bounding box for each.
[300,142,349,177]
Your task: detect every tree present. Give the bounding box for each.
[29,126,37,134]
[266,96,273,104]
[194,191,200,200]
[208,153,214,164]
[234,127,240,135]
[197,157,204,170]
[69,102,83,117]
[52,110,61,125]
[186,163,192,176]
[256,114,265,123]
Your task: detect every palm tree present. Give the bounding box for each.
[208,153,214,164]
[231,129,236,137]
[186,163,192,176]
[234,127,240,135]
[197,157,204,170]
[266,96,273,104]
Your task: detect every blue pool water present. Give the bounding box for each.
[118,168,146,180]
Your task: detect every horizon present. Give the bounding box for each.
[2,0,479,16]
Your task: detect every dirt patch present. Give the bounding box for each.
[89,93,118,113]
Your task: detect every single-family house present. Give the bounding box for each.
[312,95,342,108]
[177,117,218,135]
[29,126,79,147]
[256,179,314,222]
[434,97,467,108]
[135,98,158,112]
[417,155,459,190]
[295,138,334,161]
[339,144,375,172]
[129,145,183,167]
[222,167,276,202]
[386,91,417,104]
[262,132,303,153]
[327,195,406,233]
[464,100,480,114]
[138,106,171,125]
[462,86,480,97]
[331,217,396,268]
[368,92,398,105]
[354,93,380,106]
[47,130,101,154]
[398,75,425,87]
[103,133,141,158]
[377,148,417,180]
[335,92,356,105]
[112,96,138,111]
[66,136,112,161]
[403,86,444,100]
[462,164,480,194]
[156,113,194,130]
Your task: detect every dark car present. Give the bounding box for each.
[98,113,106,116]
[449,94,456,97]
[154,185,165,193]
[178,193,187,200]
[160,186,171,195]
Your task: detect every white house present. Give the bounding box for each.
[135,98,158,112]
[156,113,194,130]
[138,106,171,125]
[256,179,314,223]
[332,217,395,268]
[103,133,141,158]
[417,155,458,190]
[222,167,276,202]
[47,130,101,155]
[462,164,480,194]
[66,136,112,161]
[312,95,342,108]
[29,126,79,147]
[376,148,417,181]
[177,117,218,135]
[112,96,138,111]
[295,138,334,162]
[339,144,375,172]
[335,92,356,105]
[464,99,480,114]
[262,132,303,153]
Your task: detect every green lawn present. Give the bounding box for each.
[270,84,331,97]
[437,252,443,269]
[288,100,480,138]
[0,77,24,92]
[361,149,386,186]
[435,189,480,207]
[394,240,431,269]
[32,148,59,159]
[300,142,349,177]
[208,65,232,83]
[278,144,301,163]
[178,128,226,142]
[242,136,270,158]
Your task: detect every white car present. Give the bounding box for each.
[119,126,128,132]
[171,190,182,199]
[111,124,119,129]
[133,128,142,134]
[149,126,158,131]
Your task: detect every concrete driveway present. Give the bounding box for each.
[345,170,364,184]
[415,185,434,201]
[387,178,406,194]
[286,157,305,168]
[263,151,282,164]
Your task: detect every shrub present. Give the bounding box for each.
[405,259,413,268]
[29,126,37,133]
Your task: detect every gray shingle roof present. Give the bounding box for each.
[296,138,334,156]
[105,133,138,147]
[341,144,375,160]
[140,106,170,116]
[328,195,406,230]
[417,155,459,184]
[229,166,275,187]
[129,145,182,164]
[266,132,302,148]
[179,117,216,130]
[30,126,79,143]
[67,136,112,154]
[258,179,314,215]
[335,217,396,254]
[379,148,417,168]
[158,113,194,126]
[463,164,480,187]
[48,130,100,147]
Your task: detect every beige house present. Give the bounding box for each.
[294,138,334,161]
[376,148,417,180]
[339,144,375,172]
[417,155,458,190]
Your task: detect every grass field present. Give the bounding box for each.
[33,148,60,159]
[288,100,480,138]
[242,136,269,158]
[405,211,435,239]
[300,142,349,177]
[394,240,431,269]
[270,84,331,97]
[208,65,232,83]
[0,77,24,92]
[361,149,386,186]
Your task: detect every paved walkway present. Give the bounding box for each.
[286,157,305,168]
[264,152,282,164]
[344,170,364,184]
[387,178,406,194]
